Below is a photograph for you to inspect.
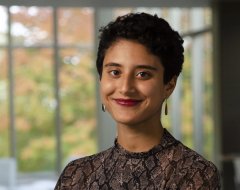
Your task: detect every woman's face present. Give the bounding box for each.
[100,39,176,126]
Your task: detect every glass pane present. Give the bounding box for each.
[0,6,8,45]
[181,33,214,160]
[114,8,211,34]
[114,8,189,33]
[181,36,193,149]
[190,8,211,32]
[168,8,211,34]
[0,49,9,157]
[203,8,212,28]
[14,48,55,172]
[10,6,53,46]
[60,48,96,164]
[203,33,214,160]
[58,8,94,45]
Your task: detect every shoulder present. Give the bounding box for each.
[163,129,219,172]
[66,147,112,168]
[174,141,217,170]
[162,130,220,189]
[54,147,113,190]
[170,140,221,189]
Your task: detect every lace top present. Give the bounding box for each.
[55,129,220,189]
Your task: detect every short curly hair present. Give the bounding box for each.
[96,12,184,84]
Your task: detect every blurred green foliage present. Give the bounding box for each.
[0,7,214,173]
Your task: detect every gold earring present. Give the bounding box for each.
[164,99,168,115]
[102,104,106,112]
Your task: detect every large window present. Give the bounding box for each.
[0,5,96,174]
[58,8,96,162]
[0,1,215,179]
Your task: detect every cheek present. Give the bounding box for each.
[139,82,165,101]
[100,80,114,99]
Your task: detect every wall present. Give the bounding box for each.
[213,1,240,189]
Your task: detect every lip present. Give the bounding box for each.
[113,98,142,107]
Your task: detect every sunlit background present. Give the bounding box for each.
[0,1,240,190]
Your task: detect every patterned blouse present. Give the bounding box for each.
[55,129,221,189]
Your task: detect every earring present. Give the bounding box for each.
[102,104,106,112]
[164,99,168,115]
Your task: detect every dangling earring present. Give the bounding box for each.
[164,99,168,115]
[102,104,106,112]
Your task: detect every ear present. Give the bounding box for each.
[164,76,177,98]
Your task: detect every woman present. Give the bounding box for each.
[55,13,220,189]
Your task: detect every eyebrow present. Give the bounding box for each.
[104,63,158,71]
[136,65,158,71]
[104,63,121,68]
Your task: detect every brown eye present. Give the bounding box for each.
[110,70,120,76]
[136,72,151,79]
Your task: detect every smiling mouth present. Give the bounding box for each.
[113,98,142,107]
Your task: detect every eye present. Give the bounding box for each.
[109,70,120,77]
[136,71,151,79]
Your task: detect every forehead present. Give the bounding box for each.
[106,39,150,56]
[103,39,162,68]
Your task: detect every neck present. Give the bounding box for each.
[116,120,164,153]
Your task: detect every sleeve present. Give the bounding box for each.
[54,161,77,190]
[54,177,62,190]
[201,165,221,189]
[187,163,221,190]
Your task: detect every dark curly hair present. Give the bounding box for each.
[96,12,184,84]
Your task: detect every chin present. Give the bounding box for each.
[113,115,143,126]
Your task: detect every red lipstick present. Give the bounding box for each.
[114,98,142,107]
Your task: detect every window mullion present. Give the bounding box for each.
[7,6,16,159]
[53,6,62,174]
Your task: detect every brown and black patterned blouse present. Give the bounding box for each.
[55,129,220,189]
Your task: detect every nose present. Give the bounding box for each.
[119,75,136,95]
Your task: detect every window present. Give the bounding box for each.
[58,8,96,163]
[0,5,96,174]
[0,1,214,178]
